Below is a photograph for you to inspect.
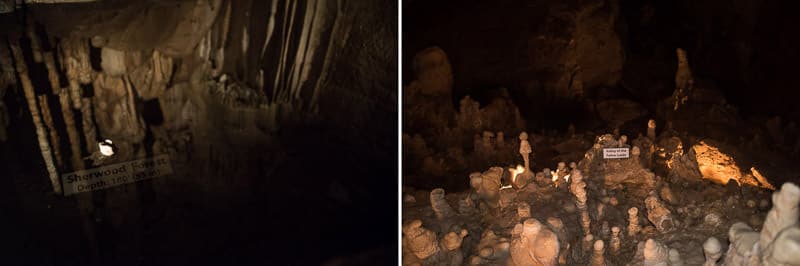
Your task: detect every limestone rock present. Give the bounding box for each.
[645,194,674,233]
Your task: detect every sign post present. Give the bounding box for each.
[61,154,173,196]
[602,148,630,159]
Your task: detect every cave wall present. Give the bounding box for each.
[0,0,396,263]
[404,0,800,123]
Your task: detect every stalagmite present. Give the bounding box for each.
[628,207,640,237]
[9,40,60,193]
[668,248,683,266]
[547,217,570,265]
[430,188,456,219]
[441,229,469,266]
[510,218,559,266]
[645,194,674,233]
[570,169,591,235]
[643,239,670,266]
[518,202,531,219]
[519,132,532,170]
[590,240,606,266]
[610,226,621,256]
[673,48,694,110]
[37,94,63,167]
[648,119,656,140]
[402,219,440,261]
[762,226,800,265]
[759,182,800,252]
[702,236,721,266]
[723,222,759,265]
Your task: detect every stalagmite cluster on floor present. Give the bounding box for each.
[402,109,800,265]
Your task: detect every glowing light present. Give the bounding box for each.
[509,165,525,183]
[564,174,571,183]
[501,185,513,190]
[99,139,114,156]
[551,171,557,182]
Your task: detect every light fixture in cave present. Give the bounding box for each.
[509,164,525,183]
[98,139,114,156]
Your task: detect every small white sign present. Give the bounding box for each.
[603,148,630,159]
[61,154,173,196]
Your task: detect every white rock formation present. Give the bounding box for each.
[643,239,670,266]
[702,236,721,266]
[510,218,560,266]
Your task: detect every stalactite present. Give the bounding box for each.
[38,94,63,168]
[58,89,84,170]
[81,98,97,154]
[26,24,43,63]
[310,0,346,111]
[8,39,60,193]
[35,32,85,171]
[42,51,62,94]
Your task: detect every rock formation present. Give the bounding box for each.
[430,188,456,219]
[628,207,640,237]
[702,237,721,266]
[645,194,674,233]
[590,240,607,266]
[510,218,560,266]
[643,239,670,266]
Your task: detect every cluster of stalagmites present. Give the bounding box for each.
[701,182,800,266]
[402,219,469,266]
[403,115,800,266]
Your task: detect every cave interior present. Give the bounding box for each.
[0,0,397,265]
[402,0,800,265]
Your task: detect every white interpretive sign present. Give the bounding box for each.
[603,148,630,159]
[61,154,173,196]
